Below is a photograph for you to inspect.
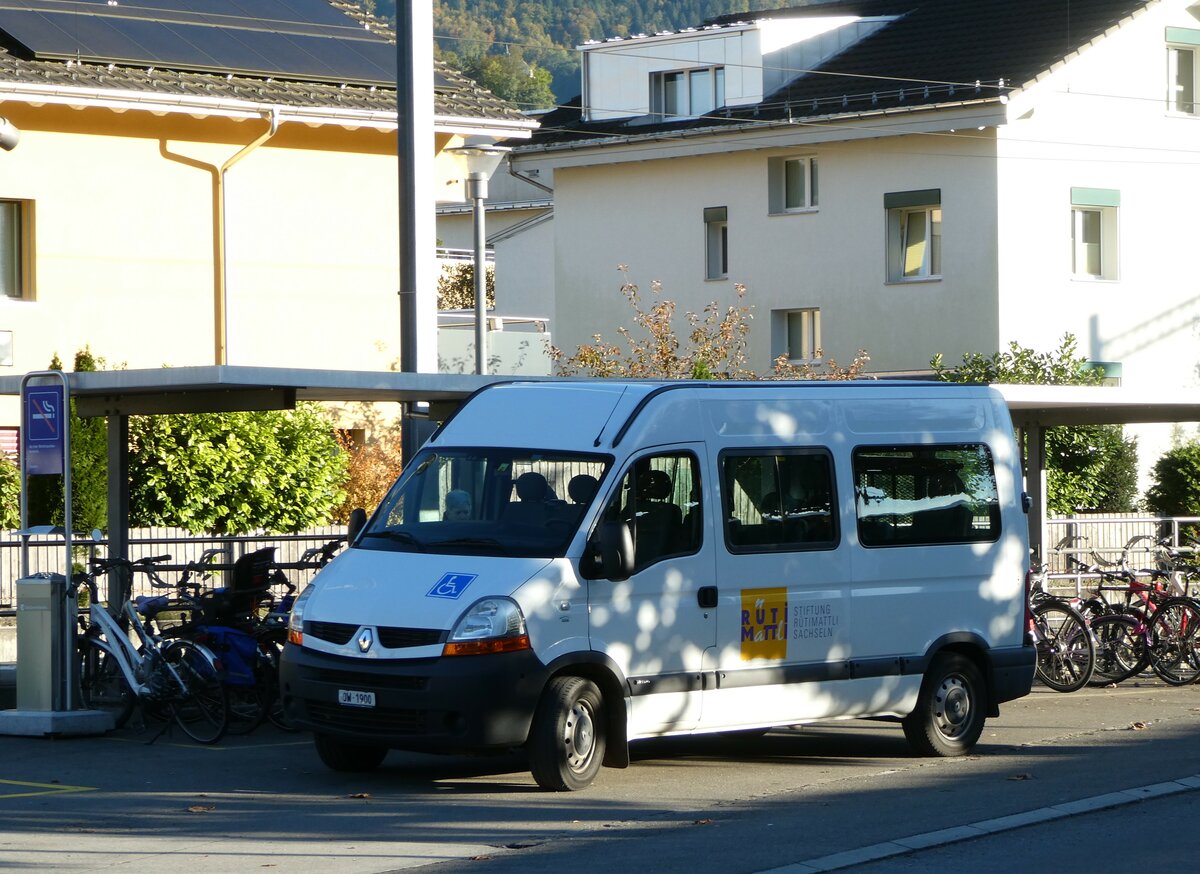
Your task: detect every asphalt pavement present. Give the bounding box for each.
[0,679,1198,872]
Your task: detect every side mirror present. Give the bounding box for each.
[347,507,368,545]
[588,520,633,582]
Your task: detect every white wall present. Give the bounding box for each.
[997,0,1200,486]
[583,28,757,120]
[545,131,1000,375]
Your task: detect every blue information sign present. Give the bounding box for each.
[25,385,65,475]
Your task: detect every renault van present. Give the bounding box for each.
[280,380,1035,790]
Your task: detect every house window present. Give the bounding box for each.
[1070,188,1119,280]
[1,199,31,300]
[1166,27,1200,114]
[704,206,728,280]
[651,66,725,118]
[768,156,818,214]
[885,189,941,282]
[784,308,821,361]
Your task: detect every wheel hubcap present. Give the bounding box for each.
[564,700,596,773]
[933,675,971,739]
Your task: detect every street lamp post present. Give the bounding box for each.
[449,141,509,374]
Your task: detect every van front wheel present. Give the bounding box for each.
[529,676,605,791]
[903,653,985,757]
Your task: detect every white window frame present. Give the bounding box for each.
[704,206,728,281]
[651,66,725,119]
[1070,188,1119,281]
[784,308,821,362]
[1169,44,1196,114]
[0,199,31,301]
[885,190,942,283]
[784,157,817,211]
[1166,28,1200,115]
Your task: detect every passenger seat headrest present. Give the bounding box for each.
[515,471,549,502]
[568,473,599,504]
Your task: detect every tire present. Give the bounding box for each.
[1147,597,1200,686]
[313,733,388,772]
[1032,602,1095,692]
[528,676,606,790]
[902,653,986,757]
[259,640,299,732]
[78,636,134,728]
[163,640,229,744]
[1089,615,1147,685]
[225,683,269,735]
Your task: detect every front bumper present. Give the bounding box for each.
[279,643,550,752]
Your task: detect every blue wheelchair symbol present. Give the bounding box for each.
[427,573,478,600]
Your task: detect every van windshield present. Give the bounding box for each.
[359,448,611,558]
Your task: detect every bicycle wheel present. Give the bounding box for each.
[225,682,269,735]
[162,639,228,744]
[1147,597,1200,686]
[78,636,135,727]
[1089,614,1147,685]
[1032,601,1095,692]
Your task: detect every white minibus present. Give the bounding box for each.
[280,380,1035,790]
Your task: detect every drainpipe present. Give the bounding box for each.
[214,109,279,365]
[505,156,554,196]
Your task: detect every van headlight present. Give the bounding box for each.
[287,584,315,646]
[443,597,531,656]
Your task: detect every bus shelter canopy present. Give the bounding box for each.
[3,368,1200,564]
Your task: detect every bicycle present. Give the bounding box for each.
[73,554,229,744]
[136,547,279,734]
[1027,565,1095,692]
[257,538,345,730]
[1061,545,1200,687]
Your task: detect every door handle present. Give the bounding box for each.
[697,586,718,609]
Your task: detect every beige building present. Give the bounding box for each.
[0,1,535,441]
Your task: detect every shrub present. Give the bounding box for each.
[1145,440,1200,521]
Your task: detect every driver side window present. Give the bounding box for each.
[601,452,702,571]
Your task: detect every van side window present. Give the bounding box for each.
[601,452,702,570]
[853,444,1000,547]
[722,450,838,552]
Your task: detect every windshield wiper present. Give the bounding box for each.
[428,537,510,555]
[362,530,425,551]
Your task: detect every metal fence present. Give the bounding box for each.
[5,515,1195,611]
[0,526,347,611]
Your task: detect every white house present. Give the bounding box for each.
[503,0,1200,490]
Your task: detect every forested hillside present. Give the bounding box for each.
[370,1,795,109]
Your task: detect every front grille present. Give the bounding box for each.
[309,667,427,691]
[307,621,357,645]
[378,626,445,649]
[307,702,428,736]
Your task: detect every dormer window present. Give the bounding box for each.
[650,66,725,119]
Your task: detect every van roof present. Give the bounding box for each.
[432,379,1004,451]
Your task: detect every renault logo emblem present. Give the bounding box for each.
[357,628,373,653]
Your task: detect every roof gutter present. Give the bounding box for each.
[515,96,1007,155]
[0,81,536,135]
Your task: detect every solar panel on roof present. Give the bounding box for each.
[0,0,397,85]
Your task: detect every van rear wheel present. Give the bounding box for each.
[529,676,605,791]
[313,733,388,772]
[903,653,985,757]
